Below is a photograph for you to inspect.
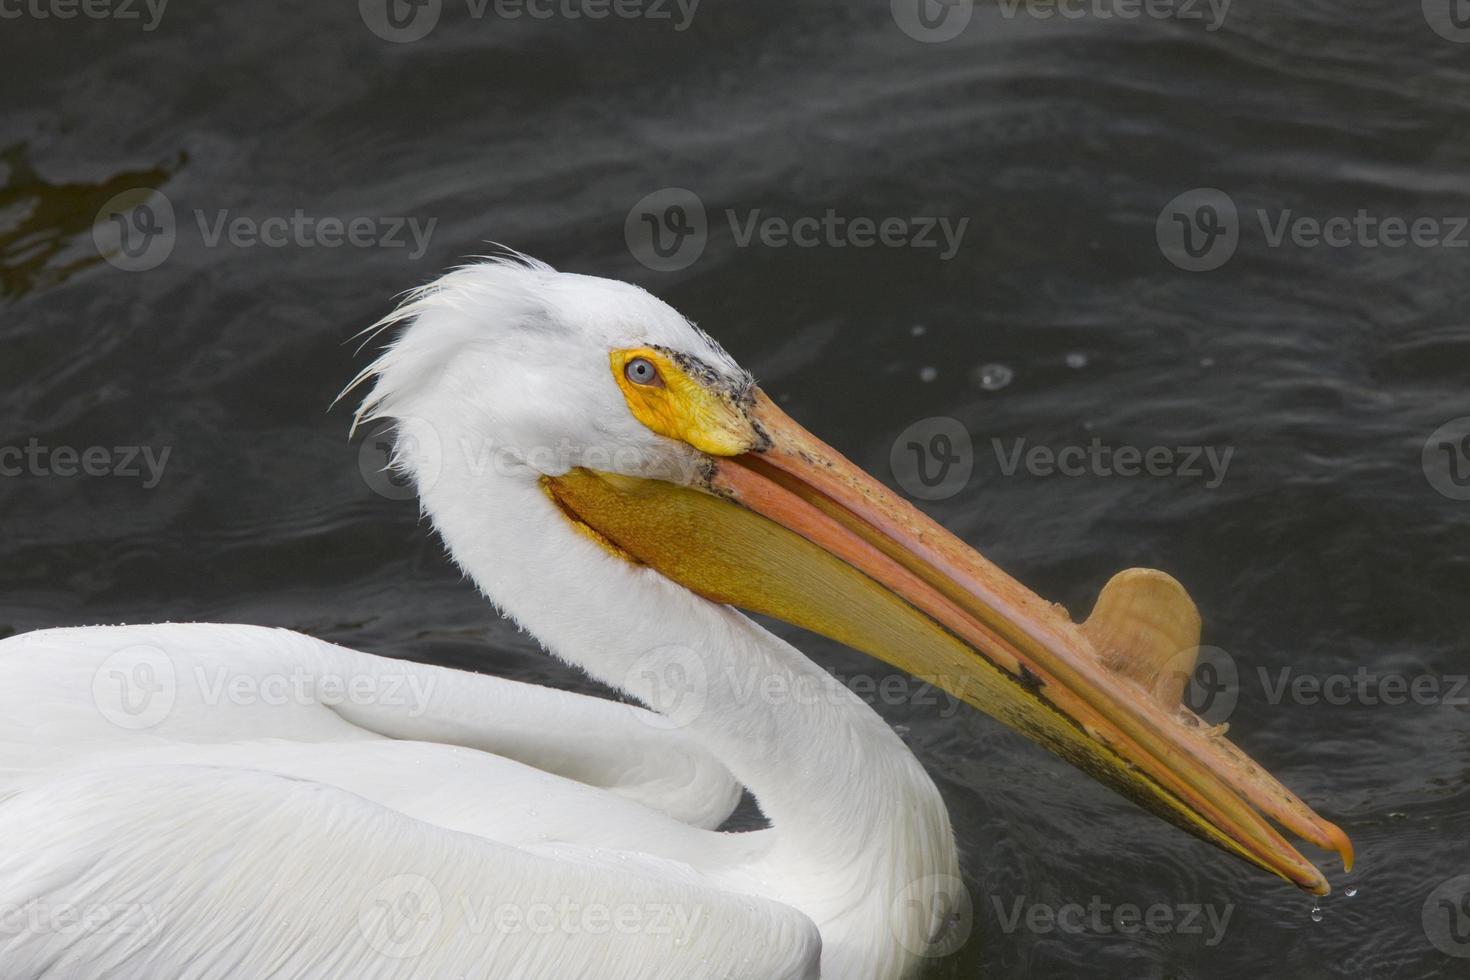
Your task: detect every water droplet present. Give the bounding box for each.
[910,324,927,337]
[970,363,1014,392]
[1345,886,1358,898]
[1310,905,1323,922]
[919,366,938,383]
[1065,352,1088,369]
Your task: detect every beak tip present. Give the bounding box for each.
[1328,823,1355,874]
[1296,819,1353,895]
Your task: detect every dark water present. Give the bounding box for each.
[3,1,1469,977]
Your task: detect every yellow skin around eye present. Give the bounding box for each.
[609,348,759,457]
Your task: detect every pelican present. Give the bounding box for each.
[0,255,1351,980]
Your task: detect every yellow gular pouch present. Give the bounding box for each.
[609,347,764,457]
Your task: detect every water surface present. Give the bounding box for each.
[2,2,1468,977]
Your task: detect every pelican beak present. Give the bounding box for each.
[543,389,1352,894]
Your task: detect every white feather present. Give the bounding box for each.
[0,258,959,980]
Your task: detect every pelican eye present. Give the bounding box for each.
[624,356,663,387]
[609,346,757,455]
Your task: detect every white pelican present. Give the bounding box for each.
[0,256,1351,980]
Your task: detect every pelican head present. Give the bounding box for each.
[352,254,1351,896]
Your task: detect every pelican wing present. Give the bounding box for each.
[0,625,815,979]
[0,764,819,980]
[0,623,742,829]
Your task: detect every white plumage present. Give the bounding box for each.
[0,258,959,980]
